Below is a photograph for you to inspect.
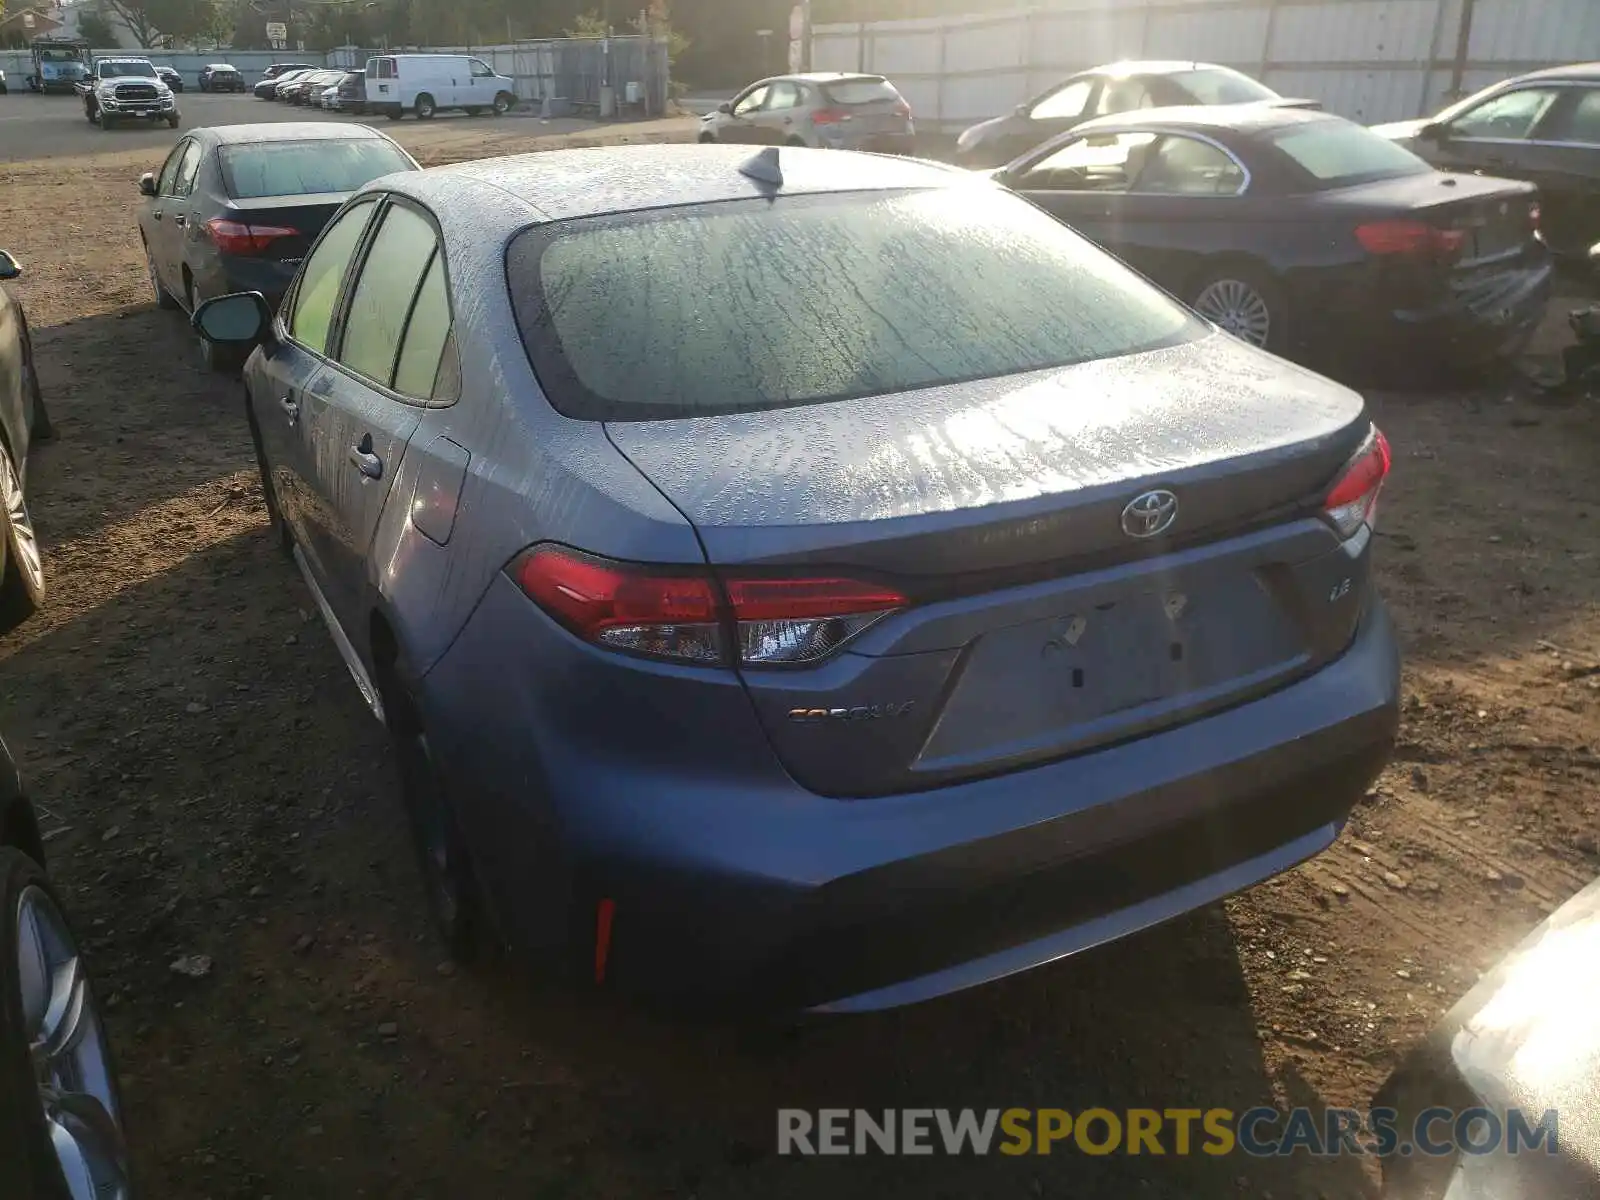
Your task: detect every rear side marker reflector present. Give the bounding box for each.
[1322,426,1391,539]
[594,898,616,985]
[511,545,906,668]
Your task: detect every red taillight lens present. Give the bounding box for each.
[810,107,850,126]
[206,218,298,256]
[1322,426,1391,539]
[1355,219,1465,261]
[512,546,906,666]
[893,101,912,118]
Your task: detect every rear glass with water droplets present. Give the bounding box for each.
[506,187,1204,421]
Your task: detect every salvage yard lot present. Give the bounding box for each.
[1,108,1598,1199]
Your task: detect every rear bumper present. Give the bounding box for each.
[421,573,1400,1012]
[194,255,298,311]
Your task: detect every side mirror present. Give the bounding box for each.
[1589,241,1600,276]
[138,172,157,197]
[716,101,732,114]
[1418,120,1447,142]
[0,250,20,282]
[193,291,273,348]
[1014,102,1029,117]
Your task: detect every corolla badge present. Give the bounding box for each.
[788,702,916,724]
[1120,489,1179,539]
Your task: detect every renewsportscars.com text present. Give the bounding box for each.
[777,1106,1560,1158]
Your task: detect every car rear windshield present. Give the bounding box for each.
[822,77,900,106]
[219,140,414,199]
[506,187,1203,421]
[1270,119,1430,187]
[1171,67,1277,105]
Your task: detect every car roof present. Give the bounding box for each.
[769,71,886,83]
[1081,60,1227,77]
[100,57,154,64]
[385,143,976,225]
[206,63,237,68]
[1512,61,1600,83]
[1072,102,1334,136]
[197,122,394,145]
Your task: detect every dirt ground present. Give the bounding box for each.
[1,120,1597,1200]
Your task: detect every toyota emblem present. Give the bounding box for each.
[1121,489,1179,539]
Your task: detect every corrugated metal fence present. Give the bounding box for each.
[0,37,670,112]
[812,0,1600,131]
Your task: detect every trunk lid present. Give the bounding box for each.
[219,193,351,263]
[1326,170,1541,267]
[606,333,1372,797]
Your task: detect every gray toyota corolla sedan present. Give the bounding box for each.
[193,143,1400,1013]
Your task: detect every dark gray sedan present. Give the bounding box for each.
[192,144,1400,1012]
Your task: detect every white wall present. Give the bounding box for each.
[813,0,1600,131]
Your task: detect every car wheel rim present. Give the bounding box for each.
[146,250,161,303]
[16,885,130,1200]
[494,95,508,113]
[1193,278,1271,347]
[0,447,42,597]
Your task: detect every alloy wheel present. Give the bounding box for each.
[0,447,42,600]
[146,250,162,305]
[16,884,130,1200]
[1193,278,1272,348]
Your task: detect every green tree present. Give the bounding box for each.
[77,10,119,44]
[101,0,220,46]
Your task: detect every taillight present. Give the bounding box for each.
[206,218,298,256]
[1528,200,1541,232]
[511,545,906,667]
[1355,219,1465,261]
[810,107,850,126]
[893,100,912,118]
[1322,426,1391,539]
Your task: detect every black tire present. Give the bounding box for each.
[0,847,133,1200]
[785,135,806,147]
[19,323,53,444]
[492,90,513,116]
[143,239,177,311]
[244,397,293,559]
[378,665,489,964]
[698,131,716,143]
[414,92,436,120]
[385,107,403,121]
[464,106,482,117]
[83,99,96,124]
[166,114,179,128]
[0,436,43,635]
[1188,259,1289,356]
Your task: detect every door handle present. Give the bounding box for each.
[279,396,298,424]
[349,438,383,480]
[151,210,163,221]
[173,214,186,227]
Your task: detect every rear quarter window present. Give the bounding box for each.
[506,186,1203,421]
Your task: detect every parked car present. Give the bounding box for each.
[364,52,517,119]
[136,122,420,366]
[276,70,335,104]
[992,105,1550,369]
[192,143,1400,1011]
[262,61,318,81]
[955,60,1314,168]
[290,71,346,106]
[81,58,180,130]
[324,71,366,113]
[255,68,313,100]
[198,63,245,92]
[0,250,51,631]
[698,72,914,153]
[1371,62,1600,259]
[1372,872,1600,1199]
[0,734,134,1199]
[156,65,184,93]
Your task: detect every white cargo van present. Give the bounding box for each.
[365,54,517,120]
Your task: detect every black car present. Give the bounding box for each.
[332,70,366,113]
[956,60,1314,168]
[135,123,420,361]
[156,65,184,92]
[0,733,133,1199]
[992,106,1550,369]
[254,67,315,100]
[198,63,245,92]
[1372,62,1600,259]
[0,250,50,631]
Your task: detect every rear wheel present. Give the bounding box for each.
[165,114,179,128]
[385,107,404,120]
[464,106,482,117]
[414,92,436,119]
[698,131,717,144]
[188,277,244,374]
[0,848,132,1200]
[379,665,488,964]
[144,240,177,311]
[0,438,44,631]
[1190,261,1287,354]
[492,91,513,116]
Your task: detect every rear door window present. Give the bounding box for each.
[173,140,204,197]
[506,186,1202,421]
[1537,87,1600,146]
[766,81,802,111]
[1448,87,1563,140]
[286,199,378,355]
[1094,77,1153,115]
[335,203,439,387]
[1132,135,1247,195]
[392,252,457,400]
[156,140,188,194]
